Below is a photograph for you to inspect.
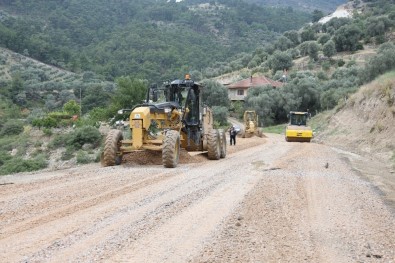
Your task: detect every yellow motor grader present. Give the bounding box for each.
[101,75,226,168]
[285,111,313,142]
[239,110,264,138]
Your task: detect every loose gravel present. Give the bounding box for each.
[0,134,393,263]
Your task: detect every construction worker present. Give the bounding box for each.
[229,125,236,146]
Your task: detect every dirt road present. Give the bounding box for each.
[0,134,394,262]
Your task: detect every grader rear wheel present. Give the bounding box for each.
[207,129,221,160]
[162,130,180,168]
[218,129,227,158]
[101,129,123,167]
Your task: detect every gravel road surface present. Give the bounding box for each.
[0,134,394,262]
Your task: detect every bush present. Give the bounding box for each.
[67,126,102,149]
[0,155,48,175]
[76,150,92,164]
[337,59,345,67]
[0,151,12,166]
[61,147,75,161]
[43,128,53,136]
[0,120,24,136]
[48,134,68,149]
[360,43,395,83]
[41,117,57,128]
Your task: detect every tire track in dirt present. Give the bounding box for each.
[0,167,169,230]
[0,164,112,197]
[0,169,178,239]
[191,138,395,262]
[0,137,275,262]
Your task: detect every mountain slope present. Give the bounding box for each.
[244,0,347,12]
[0,0,312,81]
[314,71,395,163]
[0,46,115,111]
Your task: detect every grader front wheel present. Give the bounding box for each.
[162,130,180,168]
[207,129,221,160]
[101,129,123,167]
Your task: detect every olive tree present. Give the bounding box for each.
[267,51,293,73]
[111,77,147,111]
[201,80,229,108]
[323,40,336,58]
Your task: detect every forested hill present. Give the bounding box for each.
[244,0,346,12]
[0,0,312,81]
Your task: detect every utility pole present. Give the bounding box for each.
[79,86,82,117]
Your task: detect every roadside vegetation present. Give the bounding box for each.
[262,124,286,134]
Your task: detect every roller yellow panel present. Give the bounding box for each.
[285,125,313,142]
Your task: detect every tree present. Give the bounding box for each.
[360,42,395,83]
[268,51,293,72]
[275,36,293,51]
[45,94,59,111]
[308,41,320,61]
[63,100,81,116]
[318,33,331,45]
[323,40,336,58]
[9,73,24,105]
[111,77,147,111]
[312,9,324,23]
[59,90,76,105]
[212,106,229,126]
[201,80,229,108]
[284,30,300,46]
[300,26,316,42]
[333,24,362,52]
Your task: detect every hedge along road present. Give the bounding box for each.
[0,134,394,262]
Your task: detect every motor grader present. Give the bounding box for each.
[239,110,264,138]
[285,111,313,142]
[101,74,226,168]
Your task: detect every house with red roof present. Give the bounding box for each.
[227,75,284,101]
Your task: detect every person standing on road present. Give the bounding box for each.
[229,126,236,146]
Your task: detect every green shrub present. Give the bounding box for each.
[0,120,24,136]
[94,151,102,163]
[31,149,45,158]
[76,150,92,164]
[0,151,12,166]
[322,61,331,71]
[43,128,53,136]
[0,155,48,175]
[67,126,101,149]
[61,147,75,161]
[48,134,68,149]
[0,137,15,152]
[42,117,57,128]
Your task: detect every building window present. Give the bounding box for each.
[237,90,244,96]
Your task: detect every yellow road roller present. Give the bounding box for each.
[285,111,313,142]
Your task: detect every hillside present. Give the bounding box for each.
[0,47,115,112]
[245,0,346,12]
[0,0,312,82]
[313,72,395,164]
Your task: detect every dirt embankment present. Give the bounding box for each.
[315,73,395,163]
[313,72,395,211]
